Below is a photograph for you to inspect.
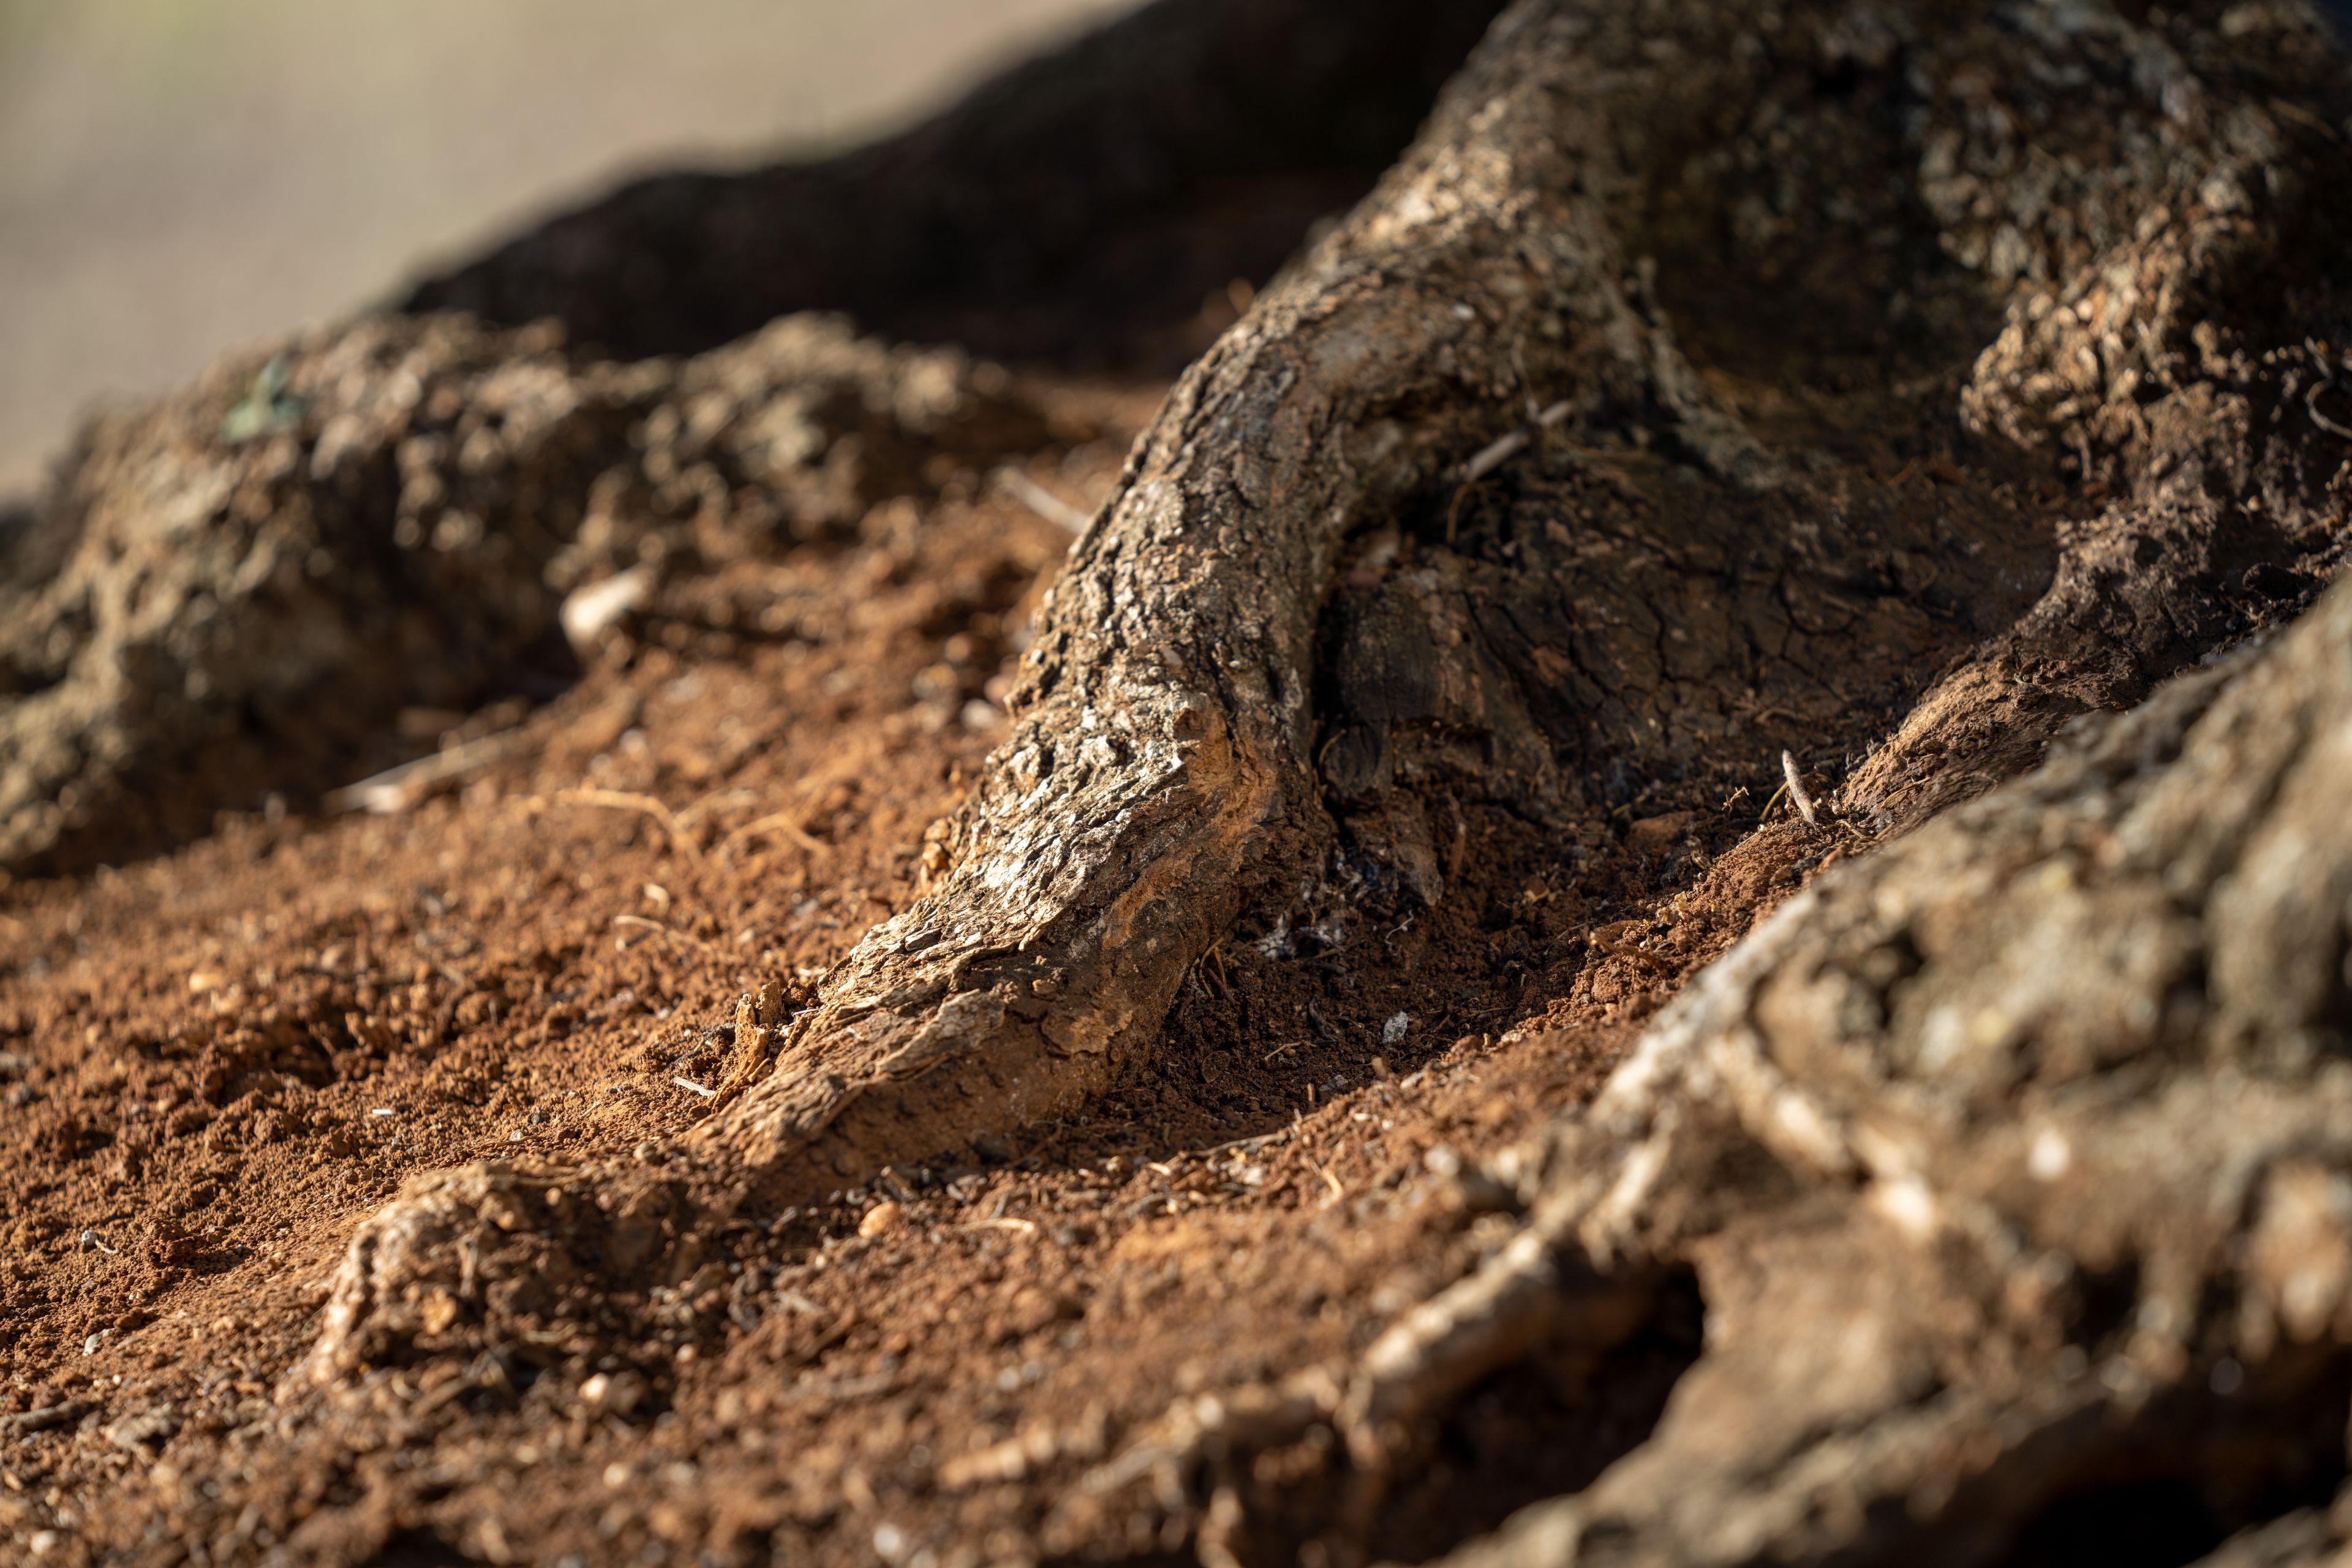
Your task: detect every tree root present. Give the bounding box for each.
[21,6,2324,1498]
[404,0,1512,371]
[679,0,2352,1270]
[0,313,1048,874]
[1068,567,2352,1566]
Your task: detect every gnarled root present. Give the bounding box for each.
[687,0,2352,1300]
[1444,574,2352,1566]
[1055,566,2352,1568]
[296,0,2352,1394]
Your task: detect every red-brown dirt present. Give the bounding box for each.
[0,357,1853,1567]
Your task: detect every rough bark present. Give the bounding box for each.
[689,0,2352,1226]
[7,1,2352,1554]
[1049,570,2352,1566]
[0,0,1513,883]
[283,0,2352,1382]
[1433,553,2352,1568]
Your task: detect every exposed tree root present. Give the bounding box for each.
[715,0,2352,1224]
[1057,566,2352,1568]
[1421,566,2352,1566]
[0,314,1048,874]
[10,4,2352,1556]
[277,0,2352,1389]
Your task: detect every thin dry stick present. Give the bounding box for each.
[722,809,827,854]
[612,913,717,952]
[675,786,759,829]
[1454,398,1575,483]
[1781,750,1819,827]
[326,728,531,815]
[962,1216,1038,1235]
[995,467,1094,533]
[559,787,704,862]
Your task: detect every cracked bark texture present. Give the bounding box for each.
[689,0,2352,1219]
[682,0,1824,1215]
[1046,570,2352,1568]
[1411,559,2352,1568]
[23,15,2340,1547]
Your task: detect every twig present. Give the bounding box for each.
[1454,399,1575,483]
[2307,382,2352,440]
[326,728,530,815]
[674,786,758,829]
[2,1401,87,1434]
[560,788,704,862]
[614,914,717,953]
[671,1077,716,1099]
[1314,1163,1346,1202]
[1444,480,1479,544]
[995,468,1093,533]
[1207,1129,1293,1156]
[1781,750,1819,827]
[721,809,826,854]
[1588,937,1664,971]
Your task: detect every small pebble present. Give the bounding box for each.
[859,1200,904,1238]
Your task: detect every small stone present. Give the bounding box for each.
[581,1371,645,1418]
[559,565,652,654]
[859,1200,905,1238]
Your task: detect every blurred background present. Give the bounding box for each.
[0,0,1134,499]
